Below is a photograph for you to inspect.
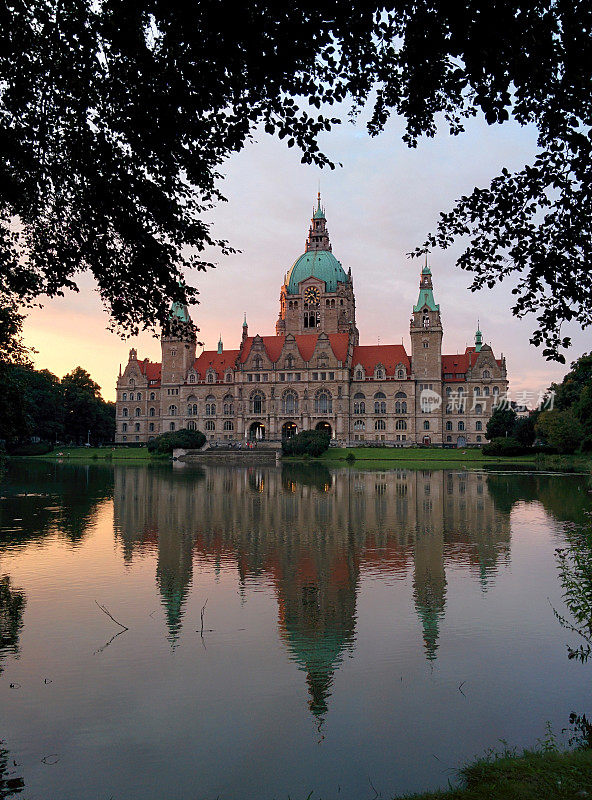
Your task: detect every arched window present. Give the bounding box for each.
[207,372,215,383]
[251,392,265,415]
[205,395,216,416]
[446,435,452,442]
[375,367,385,380]
[122,407,128,417]
[129,378,135,387]
[353,392,365,415]
[149,423,154,432]
[374,391,386,414]
[168,405,177,416]
[483,386,490,396]
[187,420,197,430]
[354,420,365,431]
[225,372,233,383]
[375,419,386,430]
[446,421,452,431]
[314,390,332,414]
[423,420,430,430]
[282,390,298,415]
[149,407,156,417]
[482,369,491,378]
[150,392,155,401]
[395,400,407,414]
[187,403,198,416]
[396,367,405,379]
[395,419,407,430]
[474,386,481,396]
[285,355,294,369]
[122,422,127,432]
[189,374,196,384]
[445,386,452,396]
[136,393,142,401]
[493,386,499,395]
[475,403,483,414]
[122,392,127,401]
[355,368,364,380]
[169,422,175,431]
[135,422,140,432]
[223,395,234,415]
[205,420,215,431]
[134,407,141,417]
[458,421,465,431]
[423,315,430,328]
[223,420,234,431]
[476,420,483,431]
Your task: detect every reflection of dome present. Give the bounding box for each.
[286,250,348,294]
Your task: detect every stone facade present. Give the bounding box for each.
[115,195,508,446]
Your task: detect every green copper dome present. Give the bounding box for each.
[169,301,191,323]
[286,250,348,295]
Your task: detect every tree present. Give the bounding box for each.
[282,430,330,457]
[535,409,583,454]
[546,353,592,449]
[486,407,517,440]
[62,367,114,444]
[513,415,536,447]
[1,2,590,360]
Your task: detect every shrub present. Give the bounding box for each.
[482,437,530,456]
[8,441,54,456]
[147,428,206,455]
[282,430,330,457]
[535,409,584,454]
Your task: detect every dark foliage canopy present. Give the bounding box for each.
[1,1,590,360]
[0,363,114,446]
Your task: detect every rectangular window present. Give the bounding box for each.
[247,374,253,382]
[287,373,293,381]
[255,374,260,382]
[262,374,268,382]
[295,373,301,381]
[280,373,285,381]
[329,372,334,380]
[444,373,453,379]
[320,372,326,380]
[312,372,318,380]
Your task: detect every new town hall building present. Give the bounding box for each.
[115,196,508,447]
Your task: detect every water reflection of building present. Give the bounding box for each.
[113,465,511,715]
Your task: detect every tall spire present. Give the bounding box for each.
[306,192,331,252]
[414,260,439,312]
[217,334,223,354]
[475,320,483,352]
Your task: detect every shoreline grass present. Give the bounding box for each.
[19,446,153,462]
[397,747,592,799]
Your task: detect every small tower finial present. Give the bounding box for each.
[475,320,483,352]
[217,334,223,354]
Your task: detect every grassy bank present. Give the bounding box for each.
[24,446,153,462]
[398,747,592,800]
[317,447,592,472]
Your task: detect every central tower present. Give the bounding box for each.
[276,194,358,341]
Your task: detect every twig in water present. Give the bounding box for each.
[41,754,60,765]
[94,628,127,656]
[200,598,208,636]
[458,681,467,697]
[432,753,441,761]
[95,601,128,630]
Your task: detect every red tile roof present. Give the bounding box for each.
[351,344,410,377]
[239,333,350,364]
[442,348,503,379]
[139,360,162,383]
[194,350,240,376]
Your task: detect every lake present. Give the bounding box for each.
[0,460,590,799]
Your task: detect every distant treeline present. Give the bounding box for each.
[0,363,115,451]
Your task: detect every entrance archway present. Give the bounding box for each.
[315,421,332,437]
[422,435,431,446]
[282,421,298,439]
[249,421,266,440]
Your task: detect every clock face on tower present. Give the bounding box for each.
[304,286,321,305]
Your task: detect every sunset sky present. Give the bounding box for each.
[22,110,588,402]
